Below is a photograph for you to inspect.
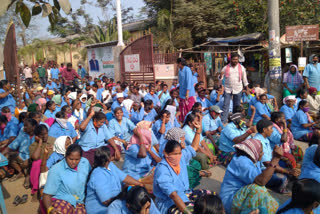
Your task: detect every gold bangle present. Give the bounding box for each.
[283,129,288,133]
[196,132,201,134]
[47,206,54,214]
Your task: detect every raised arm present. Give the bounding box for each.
[246,105,256,128]
[0,89,11,99]
[31,137,43,160]
[80,108,94,132]
[232,126,255,144]
[158,116,167,134]
[191,119,202,151]
[254,146,282,186]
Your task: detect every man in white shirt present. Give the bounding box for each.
[23,64,33,88]
[219,53,249,123]
[102,84,113,106]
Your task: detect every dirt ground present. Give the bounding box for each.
[2,140,309,214]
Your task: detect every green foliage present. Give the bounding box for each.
[232,0,320,36]
[86,18,131,44]
[18,2,32,28]
[145,0,320,50]
[2,0,72,29]
[145,0,237,51]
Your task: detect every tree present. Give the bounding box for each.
[144,0,237,50]
[0,3,38,46]
[152,9,192,52]
[87,18,131,44]
[1,0,72,29]
[232,0,320,36]
[172,0,236,43]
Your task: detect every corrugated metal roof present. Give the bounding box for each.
[84,40,118,48]
[123,20,149,32]
[48,34,82,44]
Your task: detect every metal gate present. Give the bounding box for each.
[120,34,155,84]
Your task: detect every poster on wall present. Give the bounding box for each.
[87,46,114,79]
[215,58,224,74]
[154,64,175,79]
[204,52,212,75]
[124,54,140,72]
[285,48,292,63]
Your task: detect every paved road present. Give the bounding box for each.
[3,140,309,213]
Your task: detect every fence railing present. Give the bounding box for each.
[153,53,179,64]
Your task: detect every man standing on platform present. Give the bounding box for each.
[220,53,249,124]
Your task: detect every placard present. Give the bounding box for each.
[286,25,319,42]
[154,64,175,79]
[124,54,140,72]
[298,57,307,70]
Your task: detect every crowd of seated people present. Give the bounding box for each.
[1,56,320,214]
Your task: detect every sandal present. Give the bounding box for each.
[20,194,28,204]
[200,170,212,177]
[13,195,22,206]
[279,178,290,194]
[23,179,30,189]
[9,173,24,182]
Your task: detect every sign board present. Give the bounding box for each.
[286,25,319,42]
[124,54,140,72]
[87,46,115,79]
[298,57,307,70]
[154,64,175,79]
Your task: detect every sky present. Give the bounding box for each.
[31,0,145,40]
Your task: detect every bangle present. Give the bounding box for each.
[47,206,54,214]
[283,129,288,133]
[196,131,201,134]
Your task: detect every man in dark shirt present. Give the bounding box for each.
[61,63,81,94]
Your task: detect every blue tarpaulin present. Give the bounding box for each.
[207,33,263,44]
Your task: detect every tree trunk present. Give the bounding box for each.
[69,44,73,64]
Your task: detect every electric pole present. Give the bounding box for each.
[267,0,282,106]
